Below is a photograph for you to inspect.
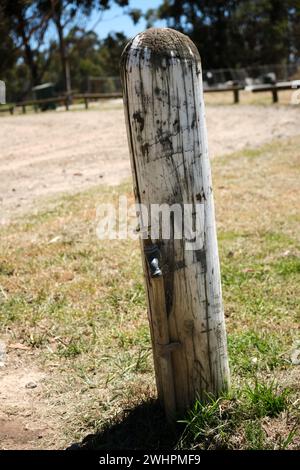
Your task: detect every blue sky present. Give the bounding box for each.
[41,1,167,50]
[87,0,167,39]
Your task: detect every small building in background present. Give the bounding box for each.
[32,83,55,111]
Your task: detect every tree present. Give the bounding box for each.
[97,32,128,76]
[290,1,300,62]
[38,28,127,93]
[146,0,300,68]
[38,0,132,95]
[0,0,50,89]
[0,5,17,76]
[233,0,293,66]
[65,26,102,91]
[1,0,140,98]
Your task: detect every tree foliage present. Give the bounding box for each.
[0,0,299,101]
[0,0,131,100]
[42,28,127,92]
[146,0,300,68]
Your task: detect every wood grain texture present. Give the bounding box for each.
[121,28,230,414]
[148,273,177,421]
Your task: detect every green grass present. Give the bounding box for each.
[244,381,289,418]
[228,331,286,375]
[0,137,299,449]
[177,381,291,450]
[244,420,266,450]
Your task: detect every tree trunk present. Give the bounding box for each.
[17,12,39,87]
[51,0,71,96]
[56,19,71,95]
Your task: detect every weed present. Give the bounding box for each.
[244,381,289,418]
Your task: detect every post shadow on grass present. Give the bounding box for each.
[69,399,183,450]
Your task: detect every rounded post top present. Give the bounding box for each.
[121,28,200,65]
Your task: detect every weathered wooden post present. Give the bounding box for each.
[272,87,279,103]
[233,87,240,104]
[121,28,230,419]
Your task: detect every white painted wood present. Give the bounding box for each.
[121,28,230,415]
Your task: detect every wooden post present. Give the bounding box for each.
[233,88,239,104]
[22,104,26,114]
[121,28,230,417]
[272,87,278,103]
[84,97,89,109]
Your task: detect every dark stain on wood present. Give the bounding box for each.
[196,189,206,202]
[194,249,207,272]
[159,135,173,154]
[141,142,150,158]
[133,111,144,132]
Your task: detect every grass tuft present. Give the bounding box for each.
[177,381,291,449]
[244,381,289,418]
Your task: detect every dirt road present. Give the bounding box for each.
[1,101,300,221]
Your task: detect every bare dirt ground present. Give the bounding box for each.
[1,100,300,221]
[0,349,58,450]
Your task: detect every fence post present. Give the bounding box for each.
[272,87,279,103]
[121,28,230,418]
[233,87,239,104]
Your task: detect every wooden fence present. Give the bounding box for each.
[0,87,242,115]
[1,80,299,116]
[250,81,300,103]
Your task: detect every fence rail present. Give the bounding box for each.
[0,87,243,115]
[1,80,299,115]
[203,85,243,103]
[249,80,300,102]
[0,92,123,114]
[203,63,300,87]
